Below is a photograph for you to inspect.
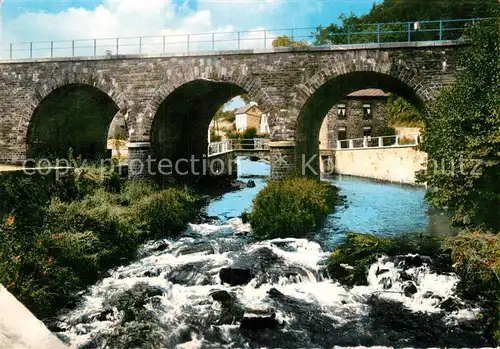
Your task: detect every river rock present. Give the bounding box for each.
[246,180,256,188]
[95,308,114,321]
[174,241,216,256]
[219,267,254,286]
[143,268,161,277]
[439,297,464,312]
[375,267,390,276]
[210,290,233,303]
[153,240,171,252]
[240,313,280,331]
[402,281,418,297]
[423,291,434,298]
[397,254,432,269]
[167,262,214,286]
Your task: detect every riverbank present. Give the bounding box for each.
[0,168,204,320]
[1,160,497,347]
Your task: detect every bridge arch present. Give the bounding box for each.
[26,82,125,160]
[135,62,275,142]
[147,77,272,179]
[292,60,434,176]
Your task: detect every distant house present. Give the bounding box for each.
[235,103,262,132]
[319,89,390,149]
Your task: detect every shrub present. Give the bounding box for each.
[328,232,446,286]
[444,230,500,341]
[249,177,339,239]
[120,180,157,204]
[132,187,200,240]
[0,172,202,320]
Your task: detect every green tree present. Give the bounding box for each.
[387,94,423,127]
[313,0,497,45]
[416,19,500,230]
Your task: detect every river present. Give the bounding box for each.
[53,157,487,348]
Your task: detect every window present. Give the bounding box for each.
[338,126,347,148]
[363,126,372,137]
[363,104,372,119]
[337,104,346,119]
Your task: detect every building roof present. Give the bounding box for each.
[347,89,389,98]
[234,103,259,114]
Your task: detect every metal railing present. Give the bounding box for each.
[336,134,420,150]
[0,18,486,60]
[208,138,270,156]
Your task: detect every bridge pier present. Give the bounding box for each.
[127,142,151,179]
[269,141,297,180]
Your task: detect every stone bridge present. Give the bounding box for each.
[0,41,463,180]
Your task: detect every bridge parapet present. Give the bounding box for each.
[1,18,479,61]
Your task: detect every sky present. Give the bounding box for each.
[0,0,378,108]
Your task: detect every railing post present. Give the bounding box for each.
[377,23,381,43]
[395,135,400,146]
[363,137,368,148]
[212,33,215,51]
[439,20,443,41]
[72,40,75,57]
[187,34,190,53]
[349,139,354,149]
[30,42,32,58]
[50,41,54,58]
[347,25,350,44]
[337,141,341,149]
[94,39,97,56]
[163,36,166,53]
[238,31,240,50]
[291,28,294,42]
[264,30,267,50]
[378,137,384,147]
[408,22,411,42]
[116,38,119,54]
[9,43,12,59]
[139,37,142,54]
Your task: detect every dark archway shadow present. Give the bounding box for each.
[27,84,119,161]
[150,79,246,183]
[296,71,426,176]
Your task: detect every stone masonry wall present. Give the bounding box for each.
[0,42,462,166]
[319,97,388,149]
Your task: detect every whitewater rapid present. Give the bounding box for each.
[50,218,489,349]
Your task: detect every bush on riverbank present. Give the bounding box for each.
[0,170,201,319]
[327,232,447,286]
[249,177,339,239]
[328,231,500,342]
[444,230,500,341]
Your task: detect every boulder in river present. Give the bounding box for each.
[240,313,280,331]
[402,281,418,297]
[246,180,256,188]
[219,267,254,286]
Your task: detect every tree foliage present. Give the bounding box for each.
[313,0,497,45]
[416,19,500,229]
[272,35,309,48]
[387,94,423,127]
